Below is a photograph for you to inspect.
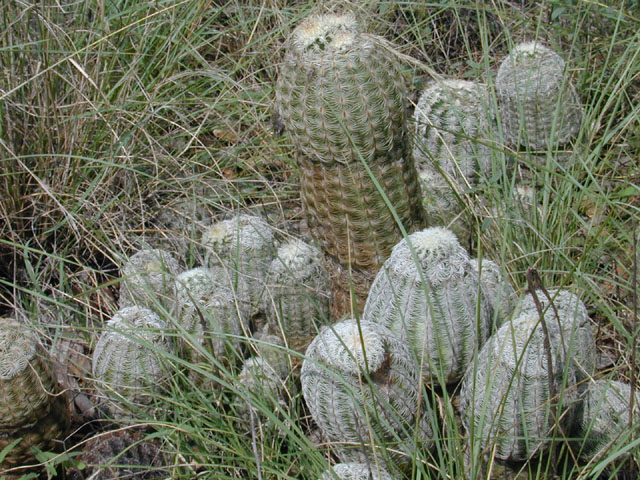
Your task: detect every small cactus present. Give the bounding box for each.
[460,309,580,462]
[496,41,583,150]
[470,257,517,329]
[92,306,173,417]
[0,317,70,469]
[118,248,182,312]
[578,379,640,466]
[320,462,396,479]
[202,213,276,316]
[362,227,492,384]
[274,12,425,316]
[263,238,330,353]
[301,318,434,466]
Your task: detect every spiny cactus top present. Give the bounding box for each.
[119,248,182,312]
[275,12,425,271]
[513,288,596,382]
[578,379,640,463]
[470,258,516,329]
[496,41,582,150]
[362,227,492,384]
[263,238,330,353]
[92,306,173,415]
[202,213,276,316]
[413,79,492,181]
[460,309,579,462]
[301,318,434,466]
[320,462,396,480]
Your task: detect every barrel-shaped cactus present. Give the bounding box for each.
[202,213,276,317]
[496,41,582,150]
[362,227,492,384]
[470,258,516,329]
[301,318,434,466]
[320,462,396,480]
[263,238,330,353]
[92,306,173,416]
[460,310,580,462]
[512,289,596,382]
[118,248,182,312]
[274,12,425,316]
[0,317,69,469]
[578,379,640,466]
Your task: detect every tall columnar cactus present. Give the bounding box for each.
[0,317,70,469]
[470,257,516,329]
[118,248,182,312]
[92,306,173,417]
[320,462,396,480]
[362,227,492,384]
[512,288,596,382]
[496,41,583,150]
[578,379,640,466]
[301,318,434,467]
[263,238,330,353]
[460,309,580,462]
[274,12,426,316]
[202,213,276,317]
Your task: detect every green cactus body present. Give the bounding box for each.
[263,239,330,353]
[470,258,516,329]
[362,227,492,384]
[118,248,182,312]
[460,310,580,462]
[320,462,396,480]
[496,41,582,150]
[92,306,173,416]
[578,379,640,465]
[274,12,425,304]
[202,213,276,317]
[301,318,433,466]
[512,289,596,382]
[0,317,69,469]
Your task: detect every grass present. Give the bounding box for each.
[0,0,639,478]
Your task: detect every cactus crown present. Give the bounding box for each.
[500,41,565,91]
[292,12,359,54]
[0,317,36,380]
[270,238,324,280]
[176,267,222,303]
[202,214,274,254]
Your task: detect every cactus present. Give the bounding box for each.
[459,309,580,462]
[320,462,395,480]
[470,257,517,329]
[202,213,276,317]
[362,227,492,384]
[263,238,330,353]
[0,317,70,469]
[512,289,596,382]
[274,12,425,316]
[578,379,640,465]
[68,429,167,479]
[496,41,583,150]
[118,248,182,312]
[92,306,173,416]
[301,318,434,467]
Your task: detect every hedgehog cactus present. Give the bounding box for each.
[460,309,580,462]
[496,41,583,150]
[301,318,434,466]
[274,12,425,316]
[470,257,516,329]
[202,213,276,316]
[320,462,396,480]
[263,238,330,353]
[578,379,640,466]
[0,317,70,469]
[92,306,173,416]
[118,248,182,312]
[362,227,492,384]
[512,288,596,382]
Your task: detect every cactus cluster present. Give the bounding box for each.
[0,317,69,469]
[301,318,433,467]
[362,227,492,384]
[275,12,425,317]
